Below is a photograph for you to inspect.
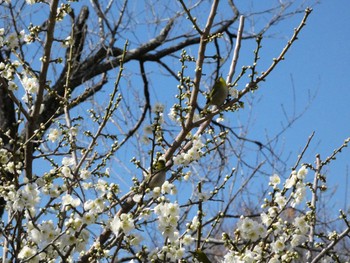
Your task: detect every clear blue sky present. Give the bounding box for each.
[244,0,350,210]
[112,0,350,210]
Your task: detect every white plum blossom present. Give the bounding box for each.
[294,216,310,233]
[5,161,15,174]
[18,245,37,260]
[268,255,281,263]
[173,154,185,165]
[62,157,74,166]
[127,234,143,246]
[6,32,21,49]
[96,179,108,193]
[173,136,204,165]
[229,87,239,99]
[132,194,142,203]
[223,251,241,263]
[154,202,180,241]
[0,148,9,164]
[8,80,17,91]
[61,166,72,179]
[188,215,200,230]
[271,236,286,253]
[111,213,135,235]
[181,234,194,246]
[11,183,40,212]
[290,234,306,247]
[45,184,61,198]
[82,211,96,225]
[22,76,39,94]
[62,194,81,208]
[80,169,91,179]
[93,197,105,213]
[270,174,281,187]
[161,180,176,194]
[168,106,178,122]
[23,33,33,43]
[274,192,287,208]
[48,128,61,142]
[237,217,266,241]
[291,181,306,207]
[260,212,272,226]
[285,171,297,189]
[268,206,278,217]
[29,220,58,245]
[297,165,308,179]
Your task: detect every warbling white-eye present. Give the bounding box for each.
[204,77,228,110]
[144,159,166,189]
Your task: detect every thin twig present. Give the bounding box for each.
[178,0,203,34]
[293,131,315,170]
[255,8,312,83]
[311,225,350,263]
[227,15,244,84]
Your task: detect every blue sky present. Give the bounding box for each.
[106,0,350,211]
[242,0,350,210]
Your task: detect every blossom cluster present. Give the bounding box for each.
[222,166,315,262]
[173,136,204,165]
[148,201,195,261]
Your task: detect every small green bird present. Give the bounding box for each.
[146,159,166,189]
[204,77,228,110]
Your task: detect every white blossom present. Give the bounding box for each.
[61,166,72,179]
[237,217,266,241]
[294,216,309,233]
[48,128,61,142]
[161,181,176,194]
[18,245,37,260]
[111,213,134,235]
[82,211,96,225]
[271,237,285,253]
[229,87,239,99]
[182,234,194,246]
[80,169,91,179]
[274,192,287,208]
[168,106,178,122]
[62,194,81,208]
[291,234,306,247]
[62,157,74,166]
[154,202,180,241]
[8,80,17,91]
[270,174,281,187]
[297,165,308,179]
[22,76,39,94]
[6,32,21,49]
[285,171,297,189]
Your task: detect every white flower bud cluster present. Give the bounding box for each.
[223,165,313,262]
[173,136,204,165]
